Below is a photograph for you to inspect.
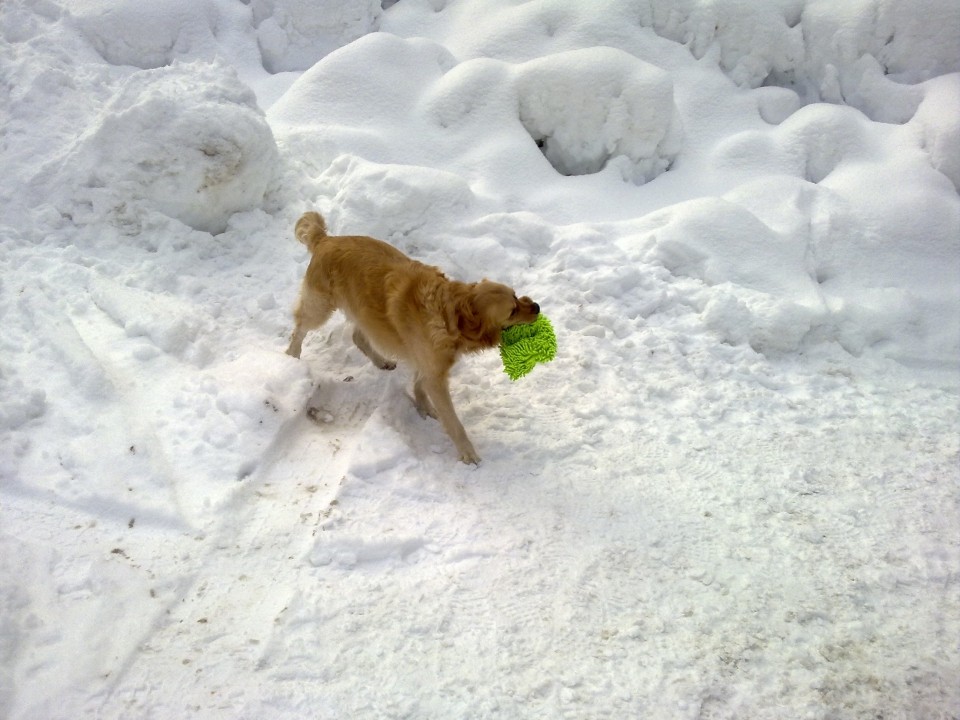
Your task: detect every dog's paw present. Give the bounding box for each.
[458,446,481,465]
[414,398,438,420]
[379,360,397,371]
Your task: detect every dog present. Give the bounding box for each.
[286,211,540,464]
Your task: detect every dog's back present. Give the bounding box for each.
[294,213,447,358]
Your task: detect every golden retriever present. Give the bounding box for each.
[286,211,540,464]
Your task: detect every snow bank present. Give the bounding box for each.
[270,17,957,362]
[633,0,959,120]
[64,0,385,76]
[253,0,382,73]
[385,0,959,123]
[644,0,806,89]
[800,0,960,86]
[35,60,279,234]
[911,75,960,193]
[66,0,222,69]
[272,34,680,189]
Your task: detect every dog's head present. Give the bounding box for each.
[456,281,540,348]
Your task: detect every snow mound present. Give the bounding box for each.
[515,47,681,182]
[37,61,279,234]
[645,0,805,89]
[911,75,960,192]
[252,0,382,73]
[272,34,680,193]
[384,0,958,124]
[634,196,824,352]
[638,197,816,300]
[773,103,883,184]
[313,155,476,246]
[66,0,221,69]
[269,32,455,154]
[642,0,958,120]
[799,0,960,88]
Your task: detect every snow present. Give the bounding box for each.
[252,0,383,73]
[35,59,280,234]
[1,0,958,718]
[515,47,682,181]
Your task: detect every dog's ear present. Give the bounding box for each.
[455,288,500,347]
[456,295,484,341]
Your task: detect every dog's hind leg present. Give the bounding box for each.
[352,327,396,370]
[286,288,334,358]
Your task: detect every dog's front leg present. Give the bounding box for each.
[417,373,480,465]
[413,373,437,420]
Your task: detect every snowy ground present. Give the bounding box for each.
[1,0,959,718]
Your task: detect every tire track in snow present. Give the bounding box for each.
[92,369,387,716]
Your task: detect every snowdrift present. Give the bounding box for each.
[35,60,279,234]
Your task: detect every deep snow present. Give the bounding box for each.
[1,0,958,718]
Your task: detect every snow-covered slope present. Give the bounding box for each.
[1,1,958,718]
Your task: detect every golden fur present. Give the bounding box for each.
[287,211,540,464]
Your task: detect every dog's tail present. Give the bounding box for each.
[295,211,328,253]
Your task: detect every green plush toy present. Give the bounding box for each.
[499,314,557,380]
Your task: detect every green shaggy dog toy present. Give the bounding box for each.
[500,314,557,380]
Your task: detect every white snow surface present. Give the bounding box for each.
[1,0,959,718]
